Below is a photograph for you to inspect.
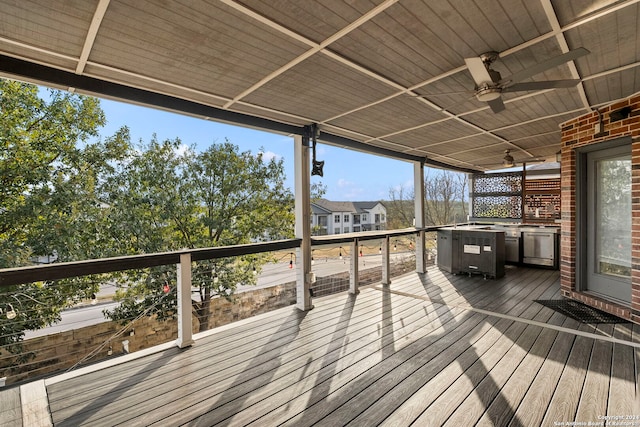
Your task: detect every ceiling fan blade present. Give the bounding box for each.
[411,90,472,97]
[499,47,590,85]
[465,57,494,86]
[487,97,505,113]
[504,79,581,91]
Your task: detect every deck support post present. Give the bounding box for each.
[176,252,194,348]
[294,133,313,310]
[350,238,359,294]
[381,235,391,285]
[414,161,426,273]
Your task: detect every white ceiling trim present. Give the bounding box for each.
[582,61,640,82]
[0,36,75,62]
[218,0,316,48]
[321,65,468,124]
[75,0,110,75]
[540,0,590,113]
[221,0,400,109]
[0,0,636,170]
[491,108,585,133]
[561,0,640,33]
[559,90,640,126]
[83,63,231,104]
[215,0,517,153]
[408,104,584,155]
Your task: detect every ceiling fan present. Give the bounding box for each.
[464,47,589,113]
[476,150,548,169]
[485,150,547,168]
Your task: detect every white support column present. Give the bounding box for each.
[294,134,313,310]
[414,161,426,273]
[381,235,391,285]
[350,238,359,294]
[176,252,194,348]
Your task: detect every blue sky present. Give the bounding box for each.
[94,98,416,201]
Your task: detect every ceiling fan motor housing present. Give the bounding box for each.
[475,84,502,101]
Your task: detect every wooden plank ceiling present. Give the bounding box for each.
[0,0,638,171]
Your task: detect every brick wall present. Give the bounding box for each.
[560,93,640,323]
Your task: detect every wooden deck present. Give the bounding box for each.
[3,266,640,426]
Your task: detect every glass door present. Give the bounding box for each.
[585,144,631,303]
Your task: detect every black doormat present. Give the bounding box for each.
[534,299,629,324]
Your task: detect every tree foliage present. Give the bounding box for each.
[387,170,468,228]
[386,184,415,229]
[103,139,294,331]
[0,79,317,342]
[424,170,468,226]
[0,80,130,346]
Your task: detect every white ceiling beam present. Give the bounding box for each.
[1,0,636,171]
[582,61,640,82]
[76,0,110,75]
[561,0,640,32]
[540,0,591,112]
[220,0,400,109]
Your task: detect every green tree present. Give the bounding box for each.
[104,139,295,331]
[424,170,468,226]
[386,184,415,229]
[0,80,130,346]
[387,170,468,227]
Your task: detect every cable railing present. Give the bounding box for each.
[0,227,446,386]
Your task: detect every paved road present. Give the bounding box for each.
[23,302,119,339]
[24,252,416,338]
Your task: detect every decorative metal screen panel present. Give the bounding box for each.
[471,172,523,220]
[473,195,523,218]
[473,172,522,193]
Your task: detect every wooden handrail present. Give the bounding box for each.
[0,227,448,287]
[0,239,301,287]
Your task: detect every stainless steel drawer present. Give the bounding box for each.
[522,231,556,266]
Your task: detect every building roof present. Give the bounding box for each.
[312,199,384,214]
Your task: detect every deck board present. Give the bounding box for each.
[442,323,543,427]
[575,335,613,421]
[0,387,22,427]
[53,289,416,425]
[474,315,565,426]
[607,327,636,416]
[540,333,594,425]
[36,266,638,426]
[145,291,438,426]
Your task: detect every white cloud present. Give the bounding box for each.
[342,187,365,199]
[391,180,414,193]
[335,178,365,200]
[337,178,353,188]
[176,144,189,156]
[259,150,282,161]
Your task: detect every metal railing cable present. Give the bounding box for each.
[65,284,177,372]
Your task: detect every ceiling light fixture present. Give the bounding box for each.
[475,84,502,102]
[503,150,515,168]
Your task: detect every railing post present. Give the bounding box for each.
[176,252,194,348]
[414,161,427,273]
[350,238,359,294]
[382,235,391,285]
